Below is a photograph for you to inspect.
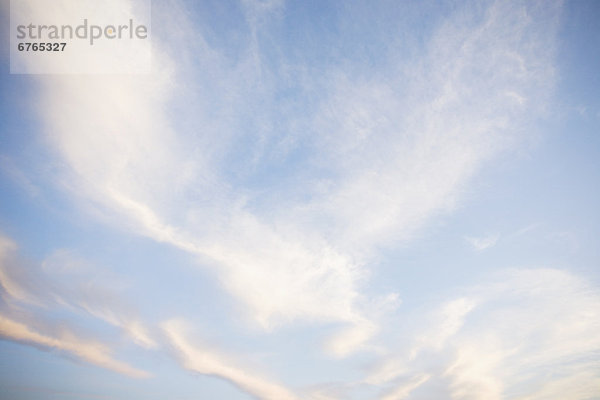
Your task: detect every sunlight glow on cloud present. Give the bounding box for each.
[0,233,157,353]
[163,319,299,400]
[0,312,150,379]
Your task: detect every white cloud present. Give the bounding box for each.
[365,298,476,388]
[20,0,373,352]
[3,1,595,399]
[365,359,409,387]
[0,313,150,378]
[304,0,558,254]
[465,234,500,251]
[413,298,477,356]
[0,233,158,350]
[380,374,431,400]
[4,2,598,400]
[163,320,299,400]
[0,235,33,303]
[366,268,600,400]
[511,369,600,400]
[19,0,562,361]
[325,317,379,358]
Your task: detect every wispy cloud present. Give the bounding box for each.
[21,0,561,358]
[0,314,149,378]
[163,319,299,400]
[0,235,34,303]
[380,374,431,400]
[0,233,157,353]
[465,234,500,251]
[366,268,600,399]
[3,0,582,397]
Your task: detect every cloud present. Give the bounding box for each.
[0,235,34,303]
[303,0,559,254]
[0,233,157,350]
[17,0,562,361]
[365,268,600,399]
[412,298,477,357]
[325,317,379,358]
[0,313,150,378]
[365,298,476,388]
[380,374,431,400]
[163,320,299,400]
[465,234,500,251]
[446,269,600,400]
[3,1,595,399]
[18,0,374,351]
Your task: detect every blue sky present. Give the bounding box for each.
[1,0,599,399]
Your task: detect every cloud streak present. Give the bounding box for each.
[163,320,299,400]
[465,234,500,251]
[0,314,149,378]
[0,233,158,371]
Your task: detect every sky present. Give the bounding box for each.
[0,0,599,399]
